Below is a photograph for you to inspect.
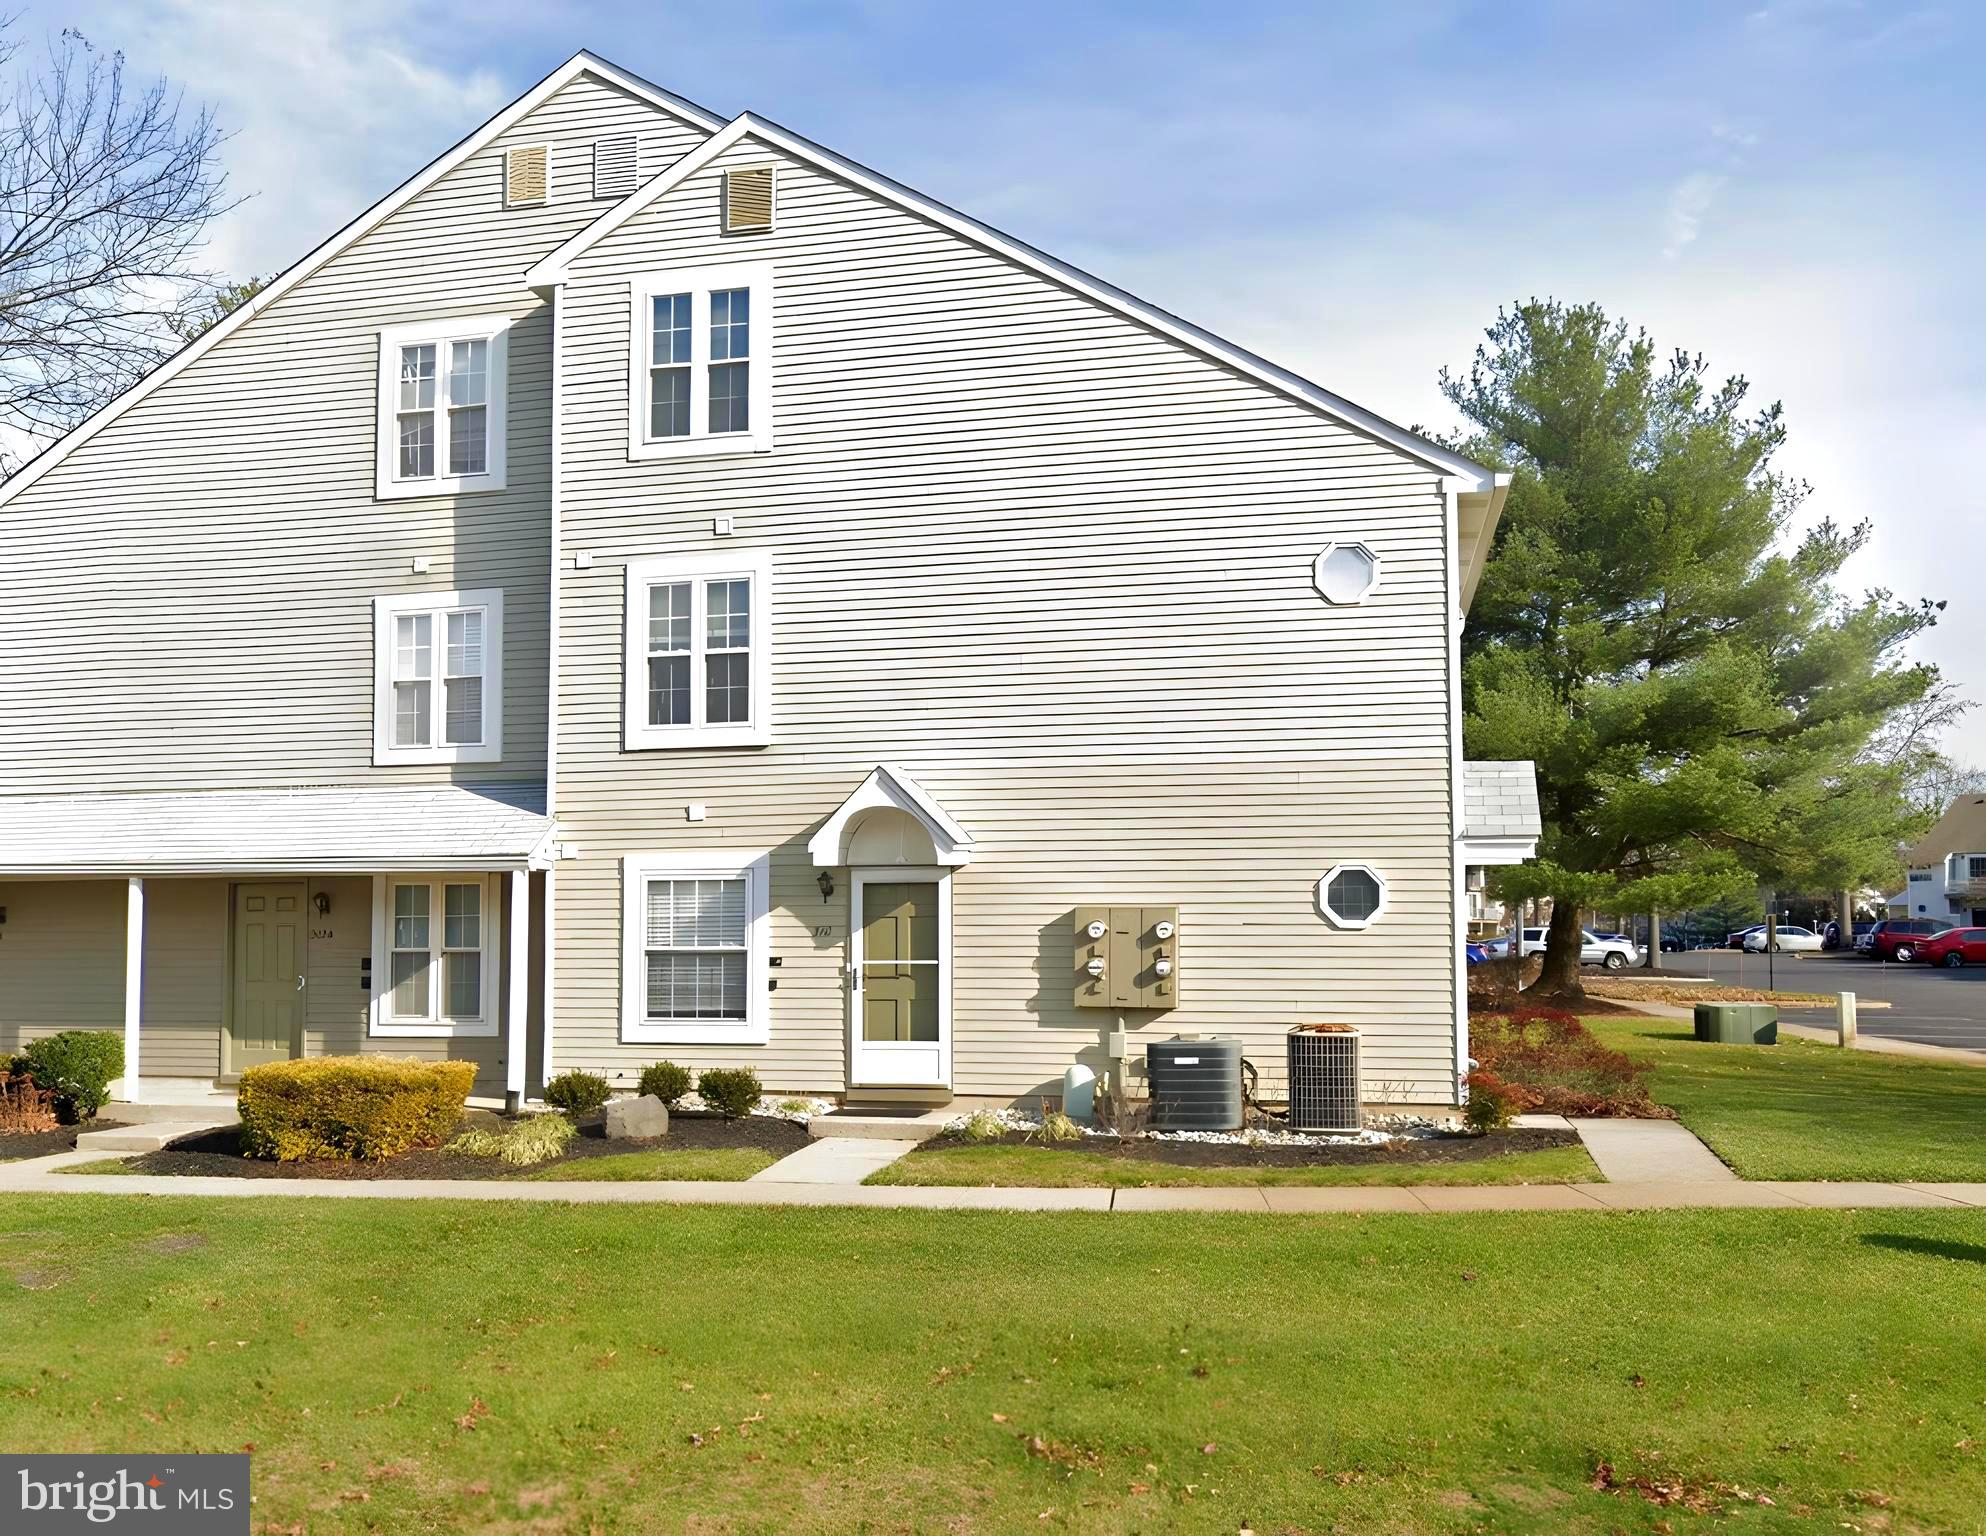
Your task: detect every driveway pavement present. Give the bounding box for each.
[1647,948,1986,1052]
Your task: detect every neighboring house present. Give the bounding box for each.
[1462,762,1540,939]
[0,52,1536,1111]
[1886,796,1986,928]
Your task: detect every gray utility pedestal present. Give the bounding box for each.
[1693,1002,1778,1045]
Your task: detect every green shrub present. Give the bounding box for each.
[238,1056,475,1162]
[544,1071,612,1116]
[637,1060,694,1107]
[20,1031,125,1124]
[445,1114,575,1167]
[696,1066,761,1119]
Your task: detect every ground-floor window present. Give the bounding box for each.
[621,851,771,1045]
[370,873,499,1037]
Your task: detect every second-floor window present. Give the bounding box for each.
[622,552,770,749]
[628,265,772,460]
[376,317,510,498]
[373,589,504,766]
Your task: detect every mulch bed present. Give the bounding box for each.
[119,1112,808,1180]
[910,1126,1577,1169]
[0,1122,129,1161]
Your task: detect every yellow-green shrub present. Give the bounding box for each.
[237,1056,477,1162]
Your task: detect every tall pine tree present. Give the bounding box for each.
[1448,301,1938,995]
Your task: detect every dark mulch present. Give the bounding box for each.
[910,1126,1578,1169]
[0,1121,129,1161]
[122,1112,809,1180]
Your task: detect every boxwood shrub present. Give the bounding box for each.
[237,1056,476,1162]
[543,1070,612,1116]
[637,1060,693,1107]
[696,1066,762,1120]
[19,1031,125,1124]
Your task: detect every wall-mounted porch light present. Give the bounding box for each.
[313,891,332,917]
[817,869,836,902]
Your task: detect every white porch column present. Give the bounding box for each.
[122,876,144,1103]
[506,868,530,1113]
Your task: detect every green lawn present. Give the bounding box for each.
[1589,1015,1986,1180]
[3,1197,1985,1532]
[525,1147,778,1182]
[52,1157,142,1175]
[868,1140,1599,1187]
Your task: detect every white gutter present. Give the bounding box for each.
[1442,476,1471,1099]
[542,279,566,1084]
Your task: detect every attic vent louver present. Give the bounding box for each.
[592,135,637,199]
[723,167,775,234]
[505,145,549,207]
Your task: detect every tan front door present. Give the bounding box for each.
[849,871,950,1089]
[229,882,305,1072]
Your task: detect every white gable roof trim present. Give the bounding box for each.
[0,784,558,875]
[807,765,975,868]
[0,52,723,510]
[526,110,1497,492]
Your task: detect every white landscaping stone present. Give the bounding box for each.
[605,1095,670,1139]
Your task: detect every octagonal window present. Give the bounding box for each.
[1312,542,1381,605]
[1317,863,1386,929]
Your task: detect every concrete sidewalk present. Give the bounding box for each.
[6,1149,1984,1212]
[1570,1118,1735,1182]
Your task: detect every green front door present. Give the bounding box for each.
[230,882,305,1072]
[851,876,948,1088]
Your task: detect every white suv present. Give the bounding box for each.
[1485,928,1644,970]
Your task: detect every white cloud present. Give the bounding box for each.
[62,0,507,277]
[1662,171,1728,259]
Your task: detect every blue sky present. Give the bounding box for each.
[61,0,1986,756]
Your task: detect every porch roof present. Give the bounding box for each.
[0,783,556,876]
[1461,760,1542,866]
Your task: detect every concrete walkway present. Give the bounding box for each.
[6,1146,1986,1211]
[747,1137,920,1183]
[1570,1117,1736,1182]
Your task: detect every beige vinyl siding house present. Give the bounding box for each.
[0,52,1533,1115]
[535,119,1520,1106]
[0,58,722,1103]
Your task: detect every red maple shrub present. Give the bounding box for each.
[1468,1007,1669,1119]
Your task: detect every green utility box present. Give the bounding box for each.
[1693,1001,1778,1045]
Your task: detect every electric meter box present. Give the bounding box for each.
[1072,906,1179,1010]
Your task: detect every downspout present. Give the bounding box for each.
[1440,477,1470,1103]
[542,278,565,1088]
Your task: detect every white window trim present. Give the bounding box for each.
[375,316,511,499]
[621,849,772,1046]
[1312,541,1383,605]
[1317,861,1388,930]
[626,263,773,461]
[369,872,501,1038]
[372,588,505,766]
[623,551,771,750]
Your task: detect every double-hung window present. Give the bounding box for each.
[373,589,504,765]
[628,265,772,459]
[623,552,770,749]
[371,874,499,1037]
[621,851,771,1044]
[376,317,510,497]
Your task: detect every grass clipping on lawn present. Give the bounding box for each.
[1469,1007,1670,1118]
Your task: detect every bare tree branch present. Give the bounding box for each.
[0,23,236,468]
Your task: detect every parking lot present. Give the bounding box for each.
[1652,948,1986,1053]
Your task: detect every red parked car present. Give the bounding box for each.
[1917,927,1986,968]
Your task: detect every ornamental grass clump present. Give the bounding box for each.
[445,1114,576,1166]
[238,1057,476,1162]
[958,1109,1006,1143]
[1468,1007,1667,1118]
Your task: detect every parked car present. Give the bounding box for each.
[1860,918,1944,963]
[1482,928,1641,968]
[1660,935,1686,953]
[1742,924,1823,954]
[1726,925,1766,950]
[1464,941,1490,965]
[1916,927,1986,968]
[1822,919,1874,950]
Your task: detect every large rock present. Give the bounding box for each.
[605,1094,670,1139]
